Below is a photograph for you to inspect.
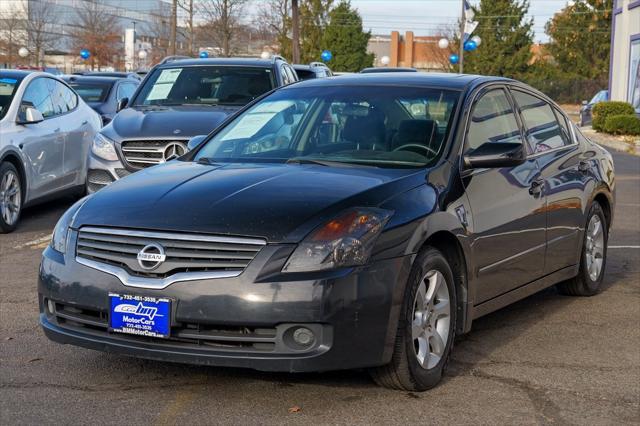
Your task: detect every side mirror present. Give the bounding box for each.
[116,97,129,112]
[17,107,44,124]
[581,100,588,106]
[463,142,526,169]
[187,134,207,151]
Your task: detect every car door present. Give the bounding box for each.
[510,88,585,274]
[461,86,547,303]
[18,77,66,200]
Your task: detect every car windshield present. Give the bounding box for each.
[0,76,24,120]
[132,66,275,107]
[68,83,111,102]
[194,85,460,168]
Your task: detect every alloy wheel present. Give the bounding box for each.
[412,269,451,370]
[0,170,21,226]
[585,215,604,281]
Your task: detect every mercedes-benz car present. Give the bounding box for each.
[86,56,299,193]
[0,70,101,233]
[39,73,615,391]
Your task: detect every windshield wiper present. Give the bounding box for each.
[285,158,335,166]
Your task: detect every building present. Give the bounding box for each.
[610,0,640,112]
[368,31,450,71]
[0,0,172,72]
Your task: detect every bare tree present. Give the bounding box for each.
[146,10,171,63]
[0,6,27,68]
[291,0,299,63]
[70,1,122,70]
[198,0,248,56]
[178,0,196,55]
[24,0,56,66]
[170,0,178,55]
[254,0,291,59]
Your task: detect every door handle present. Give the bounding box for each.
[81,120,88,125]
[53,128,60,133]
[578,160,590,173]
[529,178,545,196]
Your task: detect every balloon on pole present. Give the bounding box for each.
[18,47,29,58]
[199,51,209,59]
[320,50,332,62]
[380,55,390,66]
[463,40,477,51]
[80,49,90,60]
[471,35,482,47]
[138,50,147,60]
[449,54,459,65]
[437,38,449,49]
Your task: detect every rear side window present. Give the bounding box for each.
[511,90,571,153]
[465,89,521,153]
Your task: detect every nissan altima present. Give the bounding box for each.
[39,73,615,391]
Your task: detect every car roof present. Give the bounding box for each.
[0,69,34,79]
[63,75,124,84]
[282,72,508,90]
[158,57,279,68]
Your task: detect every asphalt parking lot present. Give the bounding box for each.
[1,149,638,425]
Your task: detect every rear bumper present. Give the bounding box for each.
[39,244,413,372]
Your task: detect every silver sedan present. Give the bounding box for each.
[0,70,101,232]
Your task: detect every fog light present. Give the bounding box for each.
[293,327,315,346]
[47,299,55,314]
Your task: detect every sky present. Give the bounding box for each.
[350,0,572,42]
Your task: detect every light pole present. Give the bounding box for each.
[459,0,464,74]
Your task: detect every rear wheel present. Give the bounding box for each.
[0,162,23,233]
[370,247,456,391]
[558,202,607,296]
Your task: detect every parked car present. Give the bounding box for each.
[39,73,615,391]
[293,62,333,80]
[85,56,298,193]
[16,65,63,76]
[0,70,101,232]
[72,71,141,81]
[63,75,139,125]
[579,89,608,126]
[361,67,418,73]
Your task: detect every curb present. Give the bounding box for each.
[580,127,640,156]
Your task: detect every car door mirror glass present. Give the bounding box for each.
[187,135,207,151]
[17,106,44,124]
[116,97,128,112]
[463,141,526,169]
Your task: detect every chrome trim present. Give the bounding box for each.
[79,226,266,246]
[75,256,243,289]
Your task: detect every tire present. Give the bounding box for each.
[0,162,23,234]
[557,202,608,296]
[369,247,456,391]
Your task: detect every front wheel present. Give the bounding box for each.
[370,247,456,391]
[0,162,23,233]
[557,202,608,296]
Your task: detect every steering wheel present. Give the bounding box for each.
[393,144,437,157]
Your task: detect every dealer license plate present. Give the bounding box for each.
[109,293,171,338]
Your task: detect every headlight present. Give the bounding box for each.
[51,197,89,253]
[91,133,118,161]
[282,208,392,273]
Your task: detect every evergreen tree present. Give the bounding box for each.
[321,1,373,71]
[299,0,333,63]
[463,0,533,77]
[545,0,611,84]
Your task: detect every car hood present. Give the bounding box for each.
[104,105,239,140]
[73,161,424,243]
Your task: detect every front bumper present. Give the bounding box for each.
[86,153,131,193]
[39,241,413,372]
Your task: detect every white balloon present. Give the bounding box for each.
[18,47,29,58]
[260,51,271,59]
[438,38,449,49]
[471,35,481,46]
[380,55,390,65]
[138,50,147,59]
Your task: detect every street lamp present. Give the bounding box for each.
[138,50,147,60]
[380,55,390,66]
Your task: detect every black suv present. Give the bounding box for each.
[85,56,298,192]
[293,62,333,80]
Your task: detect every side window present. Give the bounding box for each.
[512,90,570,153]
[56,81,77,113]
[465,89,522,153]
[21,78,55,119]
[117,83,136,100]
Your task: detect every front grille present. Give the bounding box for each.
[76,227,265,279]
[120,139,188,169]
[48,300,278,352]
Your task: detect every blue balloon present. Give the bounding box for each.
[199,51,209,59]
[80,49,90,60]
[464,40,477,51]
[449,54,459,64]
[321,50,332,62]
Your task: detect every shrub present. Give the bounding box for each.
[602,114,640,136]
[592,101,635,131]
